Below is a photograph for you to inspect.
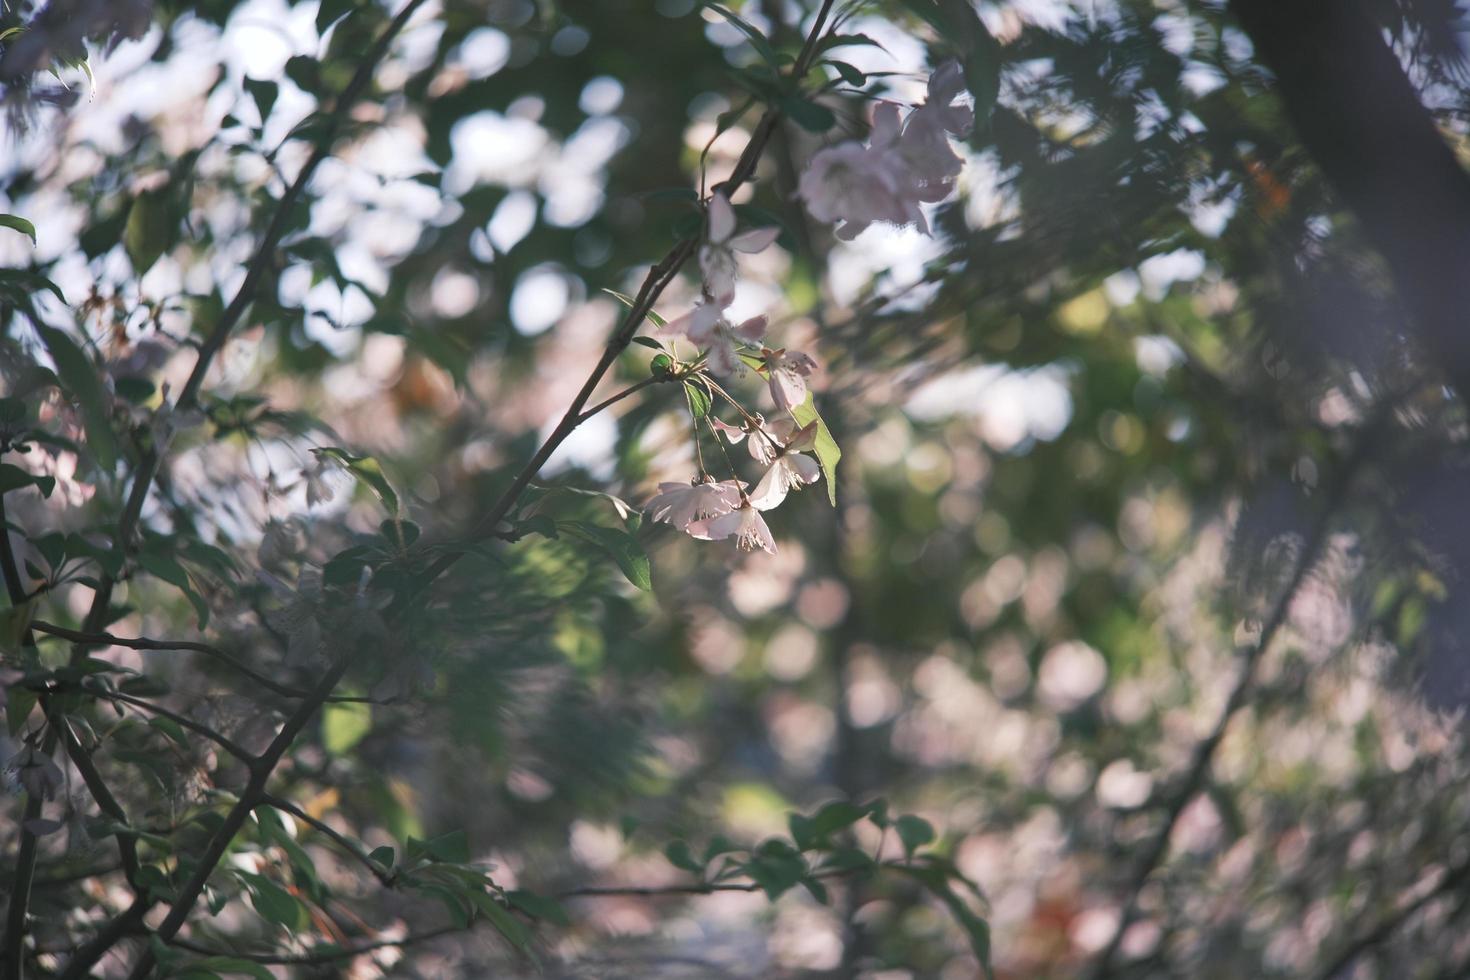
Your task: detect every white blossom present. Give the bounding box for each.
[760,347,819,413]
[686,499,778,555]
[699,192,780,304]
[667,301,767,375]
[645,478,744,531]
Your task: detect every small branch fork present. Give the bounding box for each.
[1,1,842,977]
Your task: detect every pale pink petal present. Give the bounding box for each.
[707,192,736,244]
[705,339,740,375]
[871,103,903,146]
[729,226,780,253]
[749,463,790,511]
[685,303,723,344]
[740,507,778,554]
[733,315,767,343]
[710,417,747,444]
[789,453,821,484]
[929,60,967,106]
[769,368,807,413]
[687,508,743,541]
[786,420,820,452]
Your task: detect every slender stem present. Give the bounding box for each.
[164,925,461,966]
[52,715,142,890]
[258,793,396,887]
[577,374,671,423]
[30,621,309,700]
[95,690,256,765]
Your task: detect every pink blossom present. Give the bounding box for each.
[797,138,917,240]
[700,192,780,305]
[749,452,821,510]
[761,347,819,413]
[645,478,743,530]
[687,499,778,555]
[668,300,767,375]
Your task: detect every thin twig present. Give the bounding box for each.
[96,690,256,765]
[259,793,396,887]
[165,924,460,966]
[30,621,304,699]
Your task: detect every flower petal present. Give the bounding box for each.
[687,508,743,541]
[733,315,767,343]
[748,463,790,511]
[729,226,780,253]
[710,417,747,444]
[707,192,736,244]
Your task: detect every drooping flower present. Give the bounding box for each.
[760,347,819,414]
[747,420,821,510]
[699,192,780,305]
[745,417,816,465]
[667,300,767,375]
[303,451,344,508]
[645,478,744,531]
[686,499,778,555]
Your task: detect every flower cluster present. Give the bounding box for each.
[647,64,970,557]
[647,417,822,555]
[798,61,972,240]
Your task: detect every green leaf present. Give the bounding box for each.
[317,448,399,515]
[664,839,703,874]
[825,60,867,86]
[123,189,178,274]
[0,214,36,245]
[369,845,395,869]
[136,549,210,628]
[243,77,278,121]
[6,685,36,736]
[805,801,867,842]
[148,716,190,749]
[0,463,43,496]
[409,828,470,864]
[937,0,1001,128]
[322,699,371,754]
[780,96,837,133]
[36,325,119,471]
[506,889,571,926]
[744,839,807,900]
[683,379,712,420]
[701,2,780,68]
[601,288,668,329]
[556,520,653,591]
[895,814,936,858]
[470,891,533,949]
[790,392,840,506]
[243,874,305,930]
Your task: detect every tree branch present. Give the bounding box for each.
[94,690,256,765]
[258,793,396,888]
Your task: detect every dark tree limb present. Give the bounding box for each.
[1228,0,1470,394]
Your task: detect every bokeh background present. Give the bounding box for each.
[5,0,1470,977]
